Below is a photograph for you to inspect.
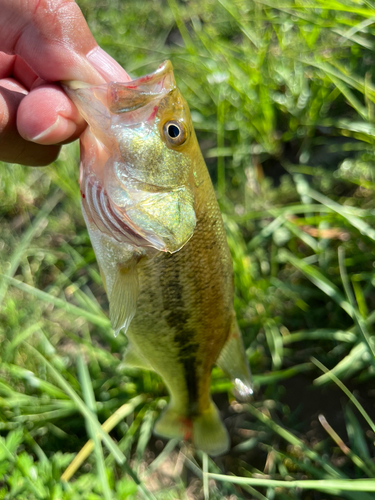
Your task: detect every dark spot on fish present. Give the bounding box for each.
[205,241,216,251]
[160,258,199,415]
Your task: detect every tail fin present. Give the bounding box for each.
[193,401,230,456]
[154,400,229,456]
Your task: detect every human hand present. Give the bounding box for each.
[0,0,130,166]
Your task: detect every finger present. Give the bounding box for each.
[1,0,130,84]
[0,78,28,95]
[0,52,44,90]
[0,0,130,163]
[17,84,86,145]
[13,55,41,89]
[0,53,17,79]
[0,86,60,166]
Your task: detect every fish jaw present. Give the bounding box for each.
[63,60,197,254]
[77,126,165,251]
[107,60,176,115]
[62,61,175,145]
[81,154,196,253]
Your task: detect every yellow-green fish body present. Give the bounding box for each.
[64,62,252,456]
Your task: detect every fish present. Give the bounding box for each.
[63,61,253,456]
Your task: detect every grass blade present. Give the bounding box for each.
[245,403,343,478]
[2,275,110,328]
[312,357,375,434]
[0,189,64,309]
[77,353,112,500]
[207,475,375,493]
[31,344,155,500]
[279,249,355,318]
[61,394,145,481]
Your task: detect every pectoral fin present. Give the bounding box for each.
[109,263,139,337]
[98,265,107,292]
[216,320,253,401]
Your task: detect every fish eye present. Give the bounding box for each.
[163,120,187,146]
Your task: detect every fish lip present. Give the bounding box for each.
[62,61,176,127]
[109,60,175,92]
[61,80,92,90]
[108,60,176,114]
[62,60,175,109]
[62,60,174,88]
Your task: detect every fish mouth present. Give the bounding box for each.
[107,60,176,115]
[63,60,176,129]
[83,175,195,253]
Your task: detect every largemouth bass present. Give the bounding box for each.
[64,61,252,456]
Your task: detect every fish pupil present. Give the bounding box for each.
[167,124,180,138]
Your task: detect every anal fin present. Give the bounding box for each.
[154,405,186,441]
[109,262,139,337]
[216,319,253,401]
[122,343,153,370]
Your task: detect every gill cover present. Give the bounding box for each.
[63,61,196,253]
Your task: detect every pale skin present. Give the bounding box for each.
[0,0,130,166]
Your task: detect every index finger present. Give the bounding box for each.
[1,0,129,84]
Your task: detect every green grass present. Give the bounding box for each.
[2,0,375,498]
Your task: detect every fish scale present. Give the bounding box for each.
[63,60,253,456]
[132,196,232,416]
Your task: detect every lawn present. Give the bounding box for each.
[1,0,375,498]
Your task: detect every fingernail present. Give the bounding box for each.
[0,79,28,94]
[87,47,130,83]
[28,116,62,142]
[27,116,77,145]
